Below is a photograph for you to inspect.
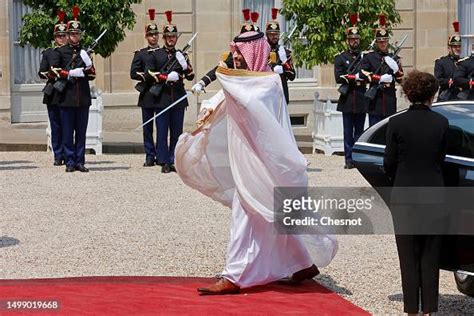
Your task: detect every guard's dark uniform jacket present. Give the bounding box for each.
[434,54,459,101]
[146,47,194,108]
[130,46,159,108]
[334,50,367,113]
[199,52,234,87]
[38,47,62,105]
[54,43,96,107]
[269,45,296,104]
[453,55,474,100]
[359,49,403,116]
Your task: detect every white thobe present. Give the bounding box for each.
[175,68,337,288]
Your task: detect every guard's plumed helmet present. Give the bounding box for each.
[53,10,67,35]
[346,13,360,39]
[67,5,82,34]
[145,9,159,35]
[448,21,462,46]
[266,8,280,33]
[240,9,260,34]
[163,10,178,35]
[374,14,389,41]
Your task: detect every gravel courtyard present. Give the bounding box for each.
[1,152,472,314]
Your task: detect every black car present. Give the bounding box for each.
[352,101,474,296]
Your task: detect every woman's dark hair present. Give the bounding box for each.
[401,70,439,103]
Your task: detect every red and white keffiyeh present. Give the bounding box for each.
[230,31,271,72]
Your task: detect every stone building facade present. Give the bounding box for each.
[0,0,467,135]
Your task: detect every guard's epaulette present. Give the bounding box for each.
[334,51,344,57]
[221,51,231,61]
[147,47,160,53]
[362,50,373,54]
[457,56,470,63]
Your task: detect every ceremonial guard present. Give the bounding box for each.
[334,13,367,169]
[54,6,96,172]
[146,11,194,173]
[453,44,474,101]
[130,9,161,167]
[38,10,68,166]
[266,8,296,105]
[191,9,259,95]
[360,14,403,126]
[434,21,462,102]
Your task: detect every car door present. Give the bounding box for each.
[352,117,398,204]
[432,103,474,273]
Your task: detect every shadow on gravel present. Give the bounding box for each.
[0,236,20,248]
[0,166,39,170]
[86,161,115,165]
[317,274,353,296]
[88,166,130,172]
[307,168,322,173]
[0,160,33,165]
[388,292,474,313]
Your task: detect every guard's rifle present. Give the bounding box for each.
[457,69,474,100]
[148,32,198,98]
[365,35,407,101]
[338,39,376,96]
[279,15,299,46]
[53,29,107,93]
[271,17,305,67]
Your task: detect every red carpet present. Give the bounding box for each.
[0,276,368,315]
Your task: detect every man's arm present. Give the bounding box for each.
[181,52,195,81]
[358,53,375,82]
[38,49,52,80]
[130,50,146,82]
[282,48,296,81]
[334,53,357,85]
[434,58,450,89]
[453,59,472,89]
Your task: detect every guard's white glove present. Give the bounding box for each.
[68,67,84,78]
[384,56,399,73]
[379,74,393,83]
[166,71,179,82]
[355,73,363,81]
[273,65,284,74]
[80,50,92,68]
[175,51,187,70]
[278,46,288,64]
[191,82,204,95]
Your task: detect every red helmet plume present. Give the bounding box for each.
[148,9,156,21]
[72,5,80,20]
[251,11,259,23]
[350,13,358,27]
[271,8,278,20]
[242,8,250,21]
[165,10,172,24]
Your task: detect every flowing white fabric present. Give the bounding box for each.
[175,68,337,288]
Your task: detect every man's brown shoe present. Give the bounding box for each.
[279,264,320,285]
[197,278,240,295]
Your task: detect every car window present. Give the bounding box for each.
[433,104,474,158]
[368,124,388,145]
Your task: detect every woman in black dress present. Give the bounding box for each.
[384,70,449,315]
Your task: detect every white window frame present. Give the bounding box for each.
[9,0,43,92]
[458,0,474,57]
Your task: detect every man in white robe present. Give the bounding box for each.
[175,30,337,295]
